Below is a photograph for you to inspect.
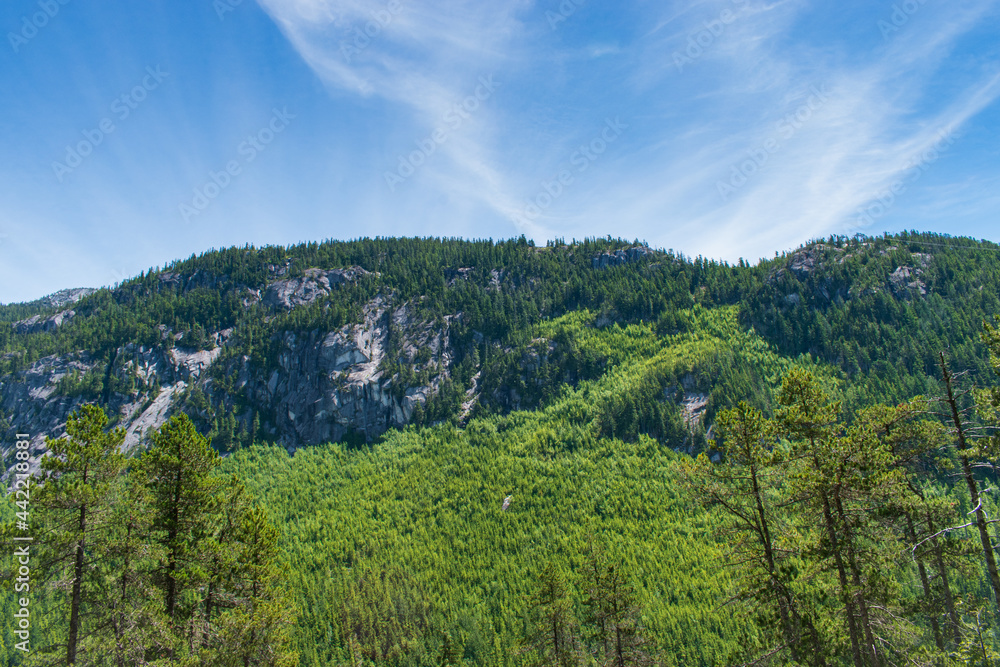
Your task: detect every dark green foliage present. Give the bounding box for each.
[0,408,298,666]
[4,232,1000,446]
[4,232,1000,665]
[522,561,582,667]
[53,368,105,399]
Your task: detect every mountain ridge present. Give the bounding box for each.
[2,232,999,481]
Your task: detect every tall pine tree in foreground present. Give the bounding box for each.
[31,405,128,665]
[682,402,822,665]
[138,413,224,634]
[13,407,297,666]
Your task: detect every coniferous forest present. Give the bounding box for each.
[4,232,1000,665]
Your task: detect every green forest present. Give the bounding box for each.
[4,232,1000,665]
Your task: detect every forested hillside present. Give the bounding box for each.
[3,232,1000,665]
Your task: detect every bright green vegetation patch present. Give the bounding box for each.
[222,306,827,665]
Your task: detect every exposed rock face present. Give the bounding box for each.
[263,267,370,309]
[170,347,222,381]
[158,270,223,292]
[244,296,452,446]
[0,353,100,481]
[768,245,933,304]
[789,250,818,277]
[1,269,455,477]
[446,267,474,286]
[592,246,655,269]
[0,340,226,482]
[37,288,95,309]
[121,382,187,452]
[14,309,76,334]
[889,266,928,296]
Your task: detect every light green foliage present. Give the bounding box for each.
[219,309,825,666]
[4,233,1000,665]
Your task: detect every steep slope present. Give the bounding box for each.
[219,307,830,666]
[2,233,999,482]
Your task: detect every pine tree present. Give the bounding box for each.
[937,352,1000,609]
[212,503,298,666]
[32,404,127,665]
[138,414,224,635]
[96,472,172,665]
[580,543,654,667]
[778,368,908,667]
[440,630,463,666]
[681,402,815,664]
[864,400,968,651]
[523,561,582,667]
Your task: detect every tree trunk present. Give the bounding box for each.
[835,493,880,667]
[67,504,86,665]
[907,515,944,650]
[116,522,133,667]
[939,353,1000,608]
[750,461,802,661]
[932,537,962,646]
[819,486,865,667]
[166,466,183,620]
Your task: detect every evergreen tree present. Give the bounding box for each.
[137,413,224,639]
[523,561,582,667]
[778,369,909,667]
[32,404,127,665]
[580,544,653,667]
[94,472,172,665]
[937,352,1000,609]
[439,630,463,667]
[211,504,298,666]
[681,402,817,664]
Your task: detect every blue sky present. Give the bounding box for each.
[2,0,999,303]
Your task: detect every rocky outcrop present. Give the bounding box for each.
[0,352,101,481]
[889,266,928,296]
[170,347,222,381]
[592,246,655,269]
[0,339,230,481]
[121,382,187,452]
[14,309,76,334]
[158,270,223,292]
[242,296,452,446]
[789,249,818,277]
[446,267,474,286]
[37,288,95,309]
[1,278,453,478]
[263,267,371,309]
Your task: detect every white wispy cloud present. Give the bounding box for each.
[255,0,528,207]
[256,0,1000,260]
